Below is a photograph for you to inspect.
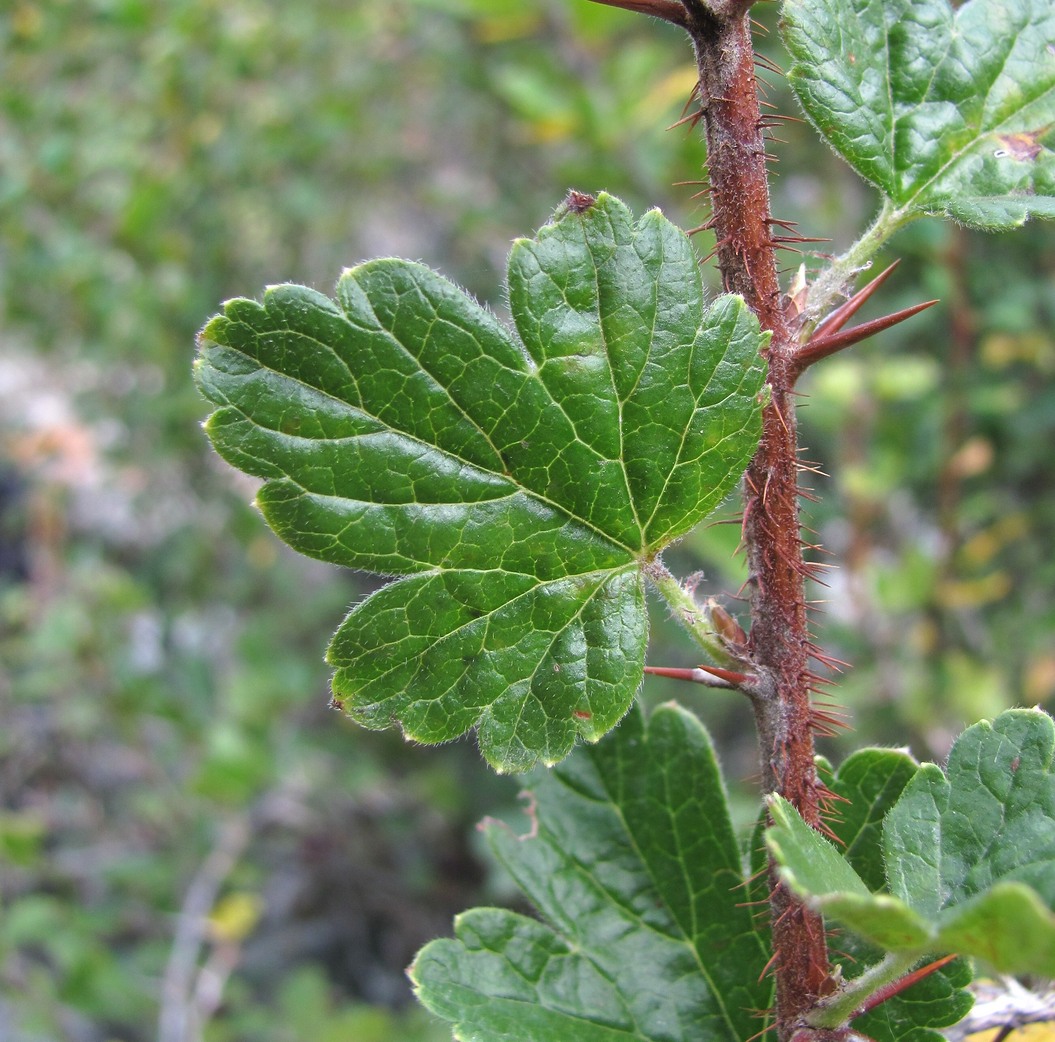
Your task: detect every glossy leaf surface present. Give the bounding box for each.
[768,709,1055,975]
[196,193,766,770]
[783,0,1055,228]
[411,704,771,1041]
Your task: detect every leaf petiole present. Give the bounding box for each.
[644,559,742,669]
[801,199,916,336]
[807,950,920,1030]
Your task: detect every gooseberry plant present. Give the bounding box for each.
[194,1,1055,1040]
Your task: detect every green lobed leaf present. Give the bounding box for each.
[410,703,772,1042]
[816,751,973,1042]
[768,709,1055,975]
[747,749,923,953]
[195,193,766,771]
[819,747,920,892]
[782,0,1055,228]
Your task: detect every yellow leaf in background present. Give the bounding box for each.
[11,3,42,40]
[960,513,1029,568]
[632,66,700,127]
[208,892,263,944]
[946,435,994,480]
[937,571,1013,609]
[470,13,543,44]
[981,330,1055,372]
[1027,655,1055,704]
[968,1026,1055,1042]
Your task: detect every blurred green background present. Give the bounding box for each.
[1,0,1052,1038]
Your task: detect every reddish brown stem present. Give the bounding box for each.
[681,4,832,1034]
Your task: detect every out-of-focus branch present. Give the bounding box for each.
[158,817,251,1042]
[943,979,1055,1042]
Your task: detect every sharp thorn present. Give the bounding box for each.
[772,235,831,245]
[855,954,959,1017]
[667,108,705,131]
[813,259,902,339]
[758,948,781,982]
[581,0,689,28]
[697,663,753,686]
[644,665,708,683]
[794,298,939,375]
[644,665,750,689]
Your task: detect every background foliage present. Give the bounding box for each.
[1,0,1052,1038]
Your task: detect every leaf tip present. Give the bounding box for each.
[765,791,793,822]
[198,313,228,345]
[563,189,597,214]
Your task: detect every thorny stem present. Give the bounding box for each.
[616,4,926,1037]
[680,2,832,1035]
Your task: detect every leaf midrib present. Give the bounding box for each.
[311,291,647,555]
[588,764,765,1042]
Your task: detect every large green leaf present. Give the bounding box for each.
[195,193,767,771]
[767,709,1055,975]
[410,704,772,1042]
[782,0,1055,228]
